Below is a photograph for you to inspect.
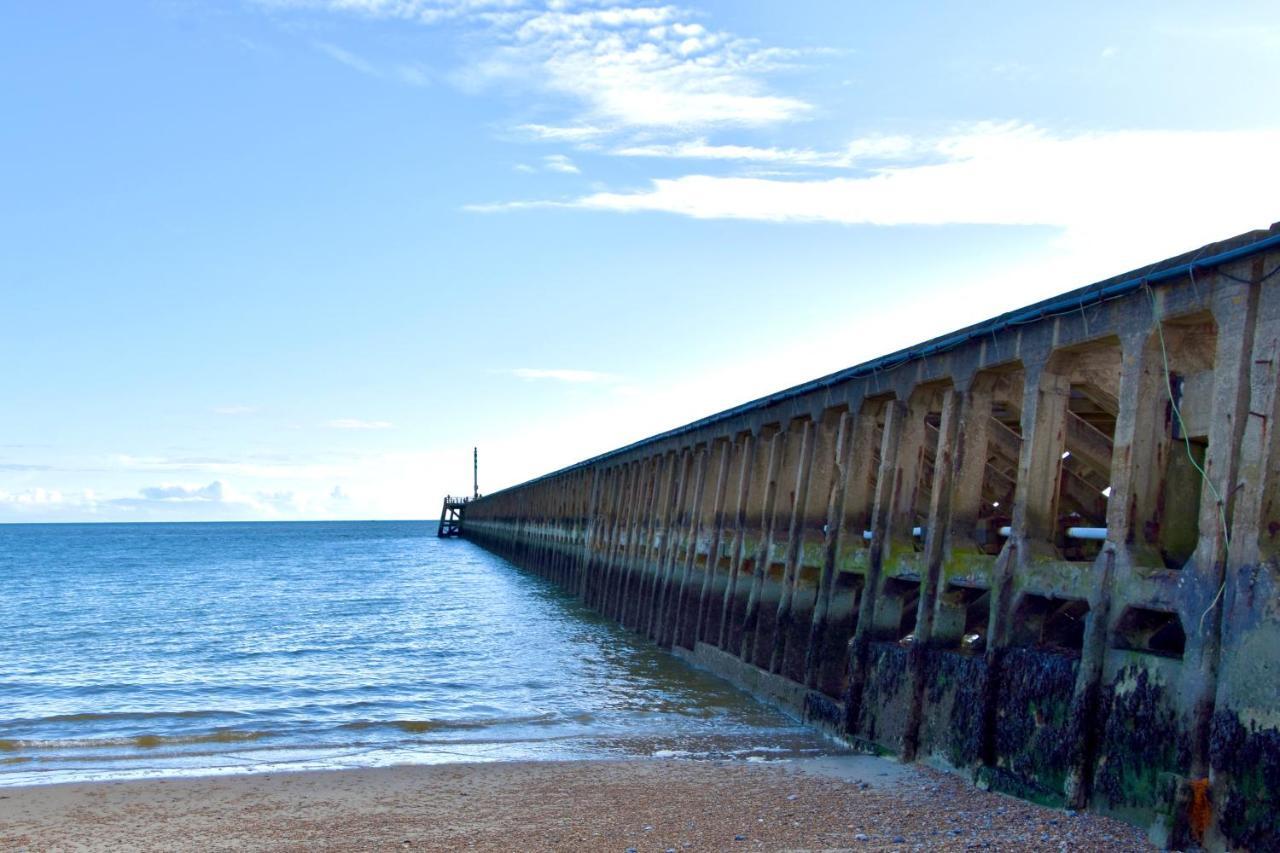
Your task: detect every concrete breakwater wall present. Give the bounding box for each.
[462,224,1280,850]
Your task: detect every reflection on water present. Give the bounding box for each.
[0,521,834,785]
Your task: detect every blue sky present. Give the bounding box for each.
[3,0,1279,522]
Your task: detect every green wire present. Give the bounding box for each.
[1144,282,1230,636]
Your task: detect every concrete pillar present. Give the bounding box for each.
[769,419,818,674]
[1012,364,1071,552]
[1055,328,1163,807]
[576,467,606,601]
[694,438,734,645]
[649,449,693,639]
[805,410,857,688]
[629,453,671,630]
[740,431,786,664]
[719,433,758,650]
[665,447,710,648]
[902,388,961,761]
[591,465,626,610]
[844,399,906,733]
[1210,256,1280,850]
[1173,272,1259,845]
[611,459,650,622]
[886,395,932,565]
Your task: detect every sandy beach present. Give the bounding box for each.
[1,757,1151,851]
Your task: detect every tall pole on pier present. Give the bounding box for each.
[473,447,478,499]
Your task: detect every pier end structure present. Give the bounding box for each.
[460,223,1280,850]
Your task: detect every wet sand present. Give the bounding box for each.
[0,757,1151,851]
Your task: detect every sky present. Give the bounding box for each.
[2,1,1279,523]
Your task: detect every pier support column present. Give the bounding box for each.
[769,419,818,674]
[665,447,710,648]
[694,439,734,646]
[1060,327,1155,808]
[977,356,1068,767]
[844,399,906,734]
[591,466,626,610]
[650,449,693,640]
[804,410,856,688]
[576,469,605,600]
[1172,270,1258,847]
[718,433,757,650]
[902,387,961,761]
[739,431,785,663]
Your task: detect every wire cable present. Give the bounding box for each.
[1144,280,1230,635]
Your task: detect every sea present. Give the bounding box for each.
[0,521,831,786]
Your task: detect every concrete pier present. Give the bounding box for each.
[460,224,1280,850]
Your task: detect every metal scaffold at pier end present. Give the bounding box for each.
[437,448,480,538]
[437,495,468,537]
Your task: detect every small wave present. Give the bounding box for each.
[340,712,562,735]
[1,709,239,729]
[0,728,275,753]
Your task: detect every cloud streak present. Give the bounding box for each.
[473,124,1280,266]
[261,1,813,136]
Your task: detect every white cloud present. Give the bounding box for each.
[397,63,431,86]
[314,41,381,76]
[263,1,813,134]
[610,135,919,168]
[476,124,1280,272]
[510,367,616,383]
[257,0,526,25]
[139,481,229,501]
[542,153,580,173]
[517,123,608,142]
[327,418,395,429]
[0,487,74,507]
[212,404,257,415]
[479,6,812,131]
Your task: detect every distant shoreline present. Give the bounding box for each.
[0,756,1150,851]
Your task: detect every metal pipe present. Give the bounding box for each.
[993,525,1106,540]
[862,526,925,541]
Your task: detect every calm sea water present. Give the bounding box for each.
[0,521,830,785]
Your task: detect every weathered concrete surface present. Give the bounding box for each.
[461,223,1280,850]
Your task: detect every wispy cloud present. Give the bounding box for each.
[473,124,1280,267]
[261,1,813,135]
[212,404,257,415]
[610,135,918,168]
[257,0,527,25]
[509,367,616,383]
[469,7,812,132]
[314,41,381,76]
[542,153,580,174]
[517,123,608,142]
[397,63,431,86]
[327,418,395,430]
[139,481,229,502]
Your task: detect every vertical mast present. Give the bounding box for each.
[473,447,478,499]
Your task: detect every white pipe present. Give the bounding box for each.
[862,527,925,541]
[994,525,1107,541]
